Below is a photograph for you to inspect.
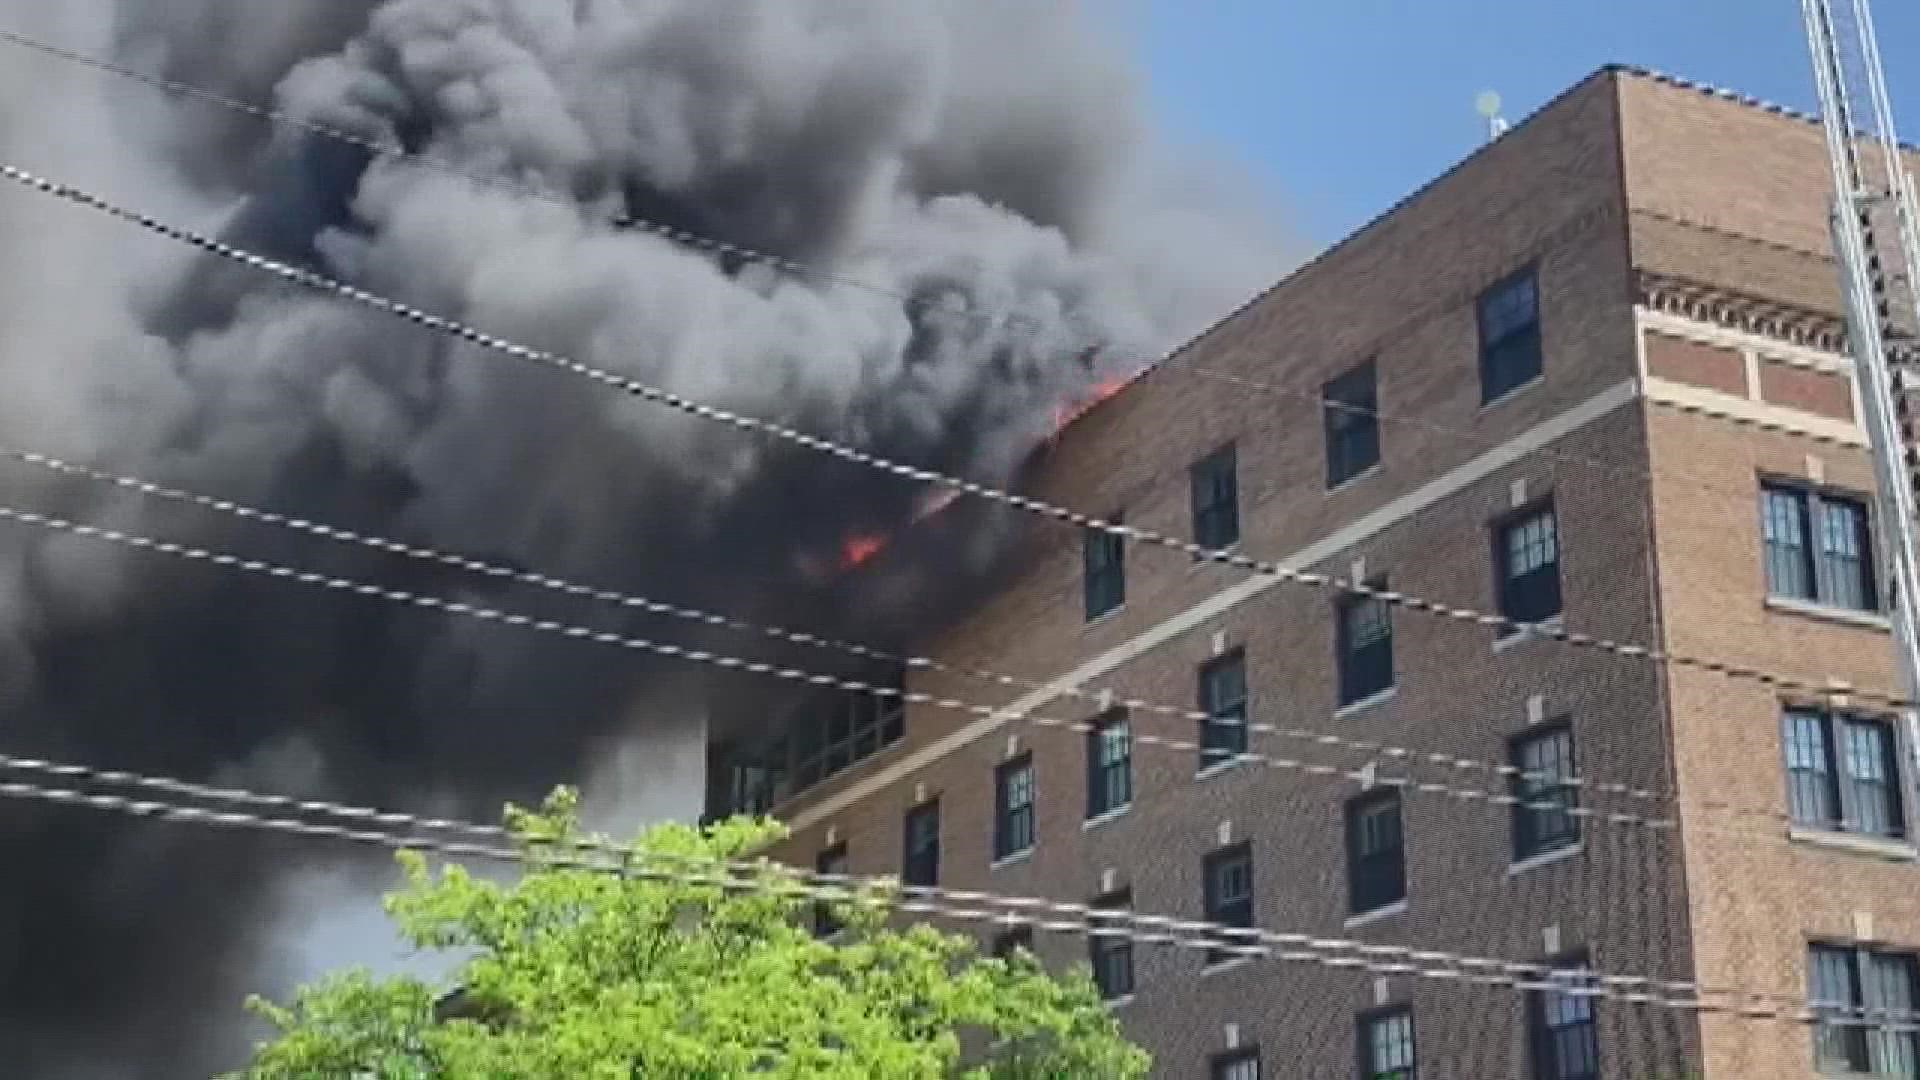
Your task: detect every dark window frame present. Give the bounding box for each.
[1346,788,1407,915]
[1809,941,1920,1076]
[1493,499,1563,628]
[1325,359,1382,488]
[1478,266,1544,404]
[902,800,941,888]
[1357,1004,1417,1080]
[994,754,1036,861]
[1085,708,1133,819]
[1198,649,1250,772]
[1336,579,1395,706]
[1202,841,1255,967]
[1760,480,1879,613]
[812,843,849,938]
[1511,722,1580,861]
[1526,950,1600,1080]
[1192,443,1242,551]
[1088,888,1135,1001]
[1782,706,1907,840]
[1084,518,1127,620]
[786,661,909,795]
[1210,1046,1263,1080]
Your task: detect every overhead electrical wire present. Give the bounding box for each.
[0,752,1905,1029]
[0,30,1863,511]
[0,159,1900,719]
[0,499,1720,838]
[0,445,1816,837]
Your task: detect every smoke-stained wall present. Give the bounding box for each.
[0,1,1291,1074]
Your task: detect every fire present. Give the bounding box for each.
[1049,374,1135,438]
[838,533,887,570]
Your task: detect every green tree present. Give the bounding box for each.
[229,789,1148,1079]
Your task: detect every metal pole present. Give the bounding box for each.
[1831,206,1920,779]
[1804,0,1920,811]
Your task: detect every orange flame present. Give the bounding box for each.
[1049,375,1132,438]
[838,533,887,570]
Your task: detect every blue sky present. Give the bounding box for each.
[1125,0,1920,244]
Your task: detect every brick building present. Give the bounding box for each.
[707,66,1920,1078]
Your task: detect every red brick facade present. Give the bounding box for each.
[722,68,1920,1078]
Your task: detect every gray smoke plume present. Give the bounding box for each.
[0,1,1292,1074]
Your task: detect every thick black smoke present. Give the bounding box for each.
[0,1,1288,1074]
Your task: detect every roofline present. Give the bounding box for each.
[1060,64,1622,432]
[1057,62,1913,436]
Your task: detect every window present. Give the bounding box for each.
[812,843,848,938]
[1347,790,1406,914]
[902,800,940,888]
[1199,651,1249,771]
[1479,268,1542,403]
[1211,1047,1262,1080]
[786,662,909,794]
[1088,889,1135,1001]
[1192,444,1241,550]
[1086,709,1132,819]
[1528,955,1600,1080]
[995,755,1035,861]
[991,923,1034,961]
[1325,361,1381,487]
[1084,522,1125,620]
[1762,484,1878,612]
[1202,842,1254,966]
[1337,582,1394,706]
[1512,724,1579,860]
[1495,503,1562,626]
[1810,943,1920,1076]
[1783,708,1906,839]
[1360,1006,1416,1080]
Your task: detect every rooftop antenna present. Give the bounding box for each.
[1475,90,1509,142]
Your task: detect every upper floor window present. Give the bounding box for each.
[1762,483,1877,612]
[1512,723,1579,861]
[1084,522,1126,620]
[994,755,1036,861]
[902,800,940,888]
[1192,444,1241,550]
[1495,502,1562,626]
[1479,268,1542,403]
[1325,360,1381,488]
[1085,709,1132,819]
[788,662,908,792]
[1783,707,1905,840]
[1211,1047,1262,1080]
[1199,650,1249,771]
[1346,789,1406,914]
[1202,842,1254,966]
[1088,889,1135,1001]
[1361,1006,1417,1080]
[1527,955,1600,1080]
[1810,943,1920,1076]
[1337,582,1394,706]
[812,843,848,938]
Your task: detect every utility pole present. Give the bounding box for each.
[1800,0,1920,804]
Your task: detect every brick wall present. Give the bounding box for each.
[739,68,1920,1079]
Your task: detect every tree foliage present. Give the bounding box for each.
[229,789,1148,1079]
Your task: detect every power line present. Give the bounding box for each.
[0,159,1901,718]
[0,753,1900,1029]
[0,499,1717,837]
[2,444,1744,822]
[0,28,1857,513]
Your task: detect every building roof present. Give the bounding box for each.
[1054,63,1907,437]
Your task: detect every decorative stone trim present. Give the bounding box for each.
[1637,272,1850,353]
